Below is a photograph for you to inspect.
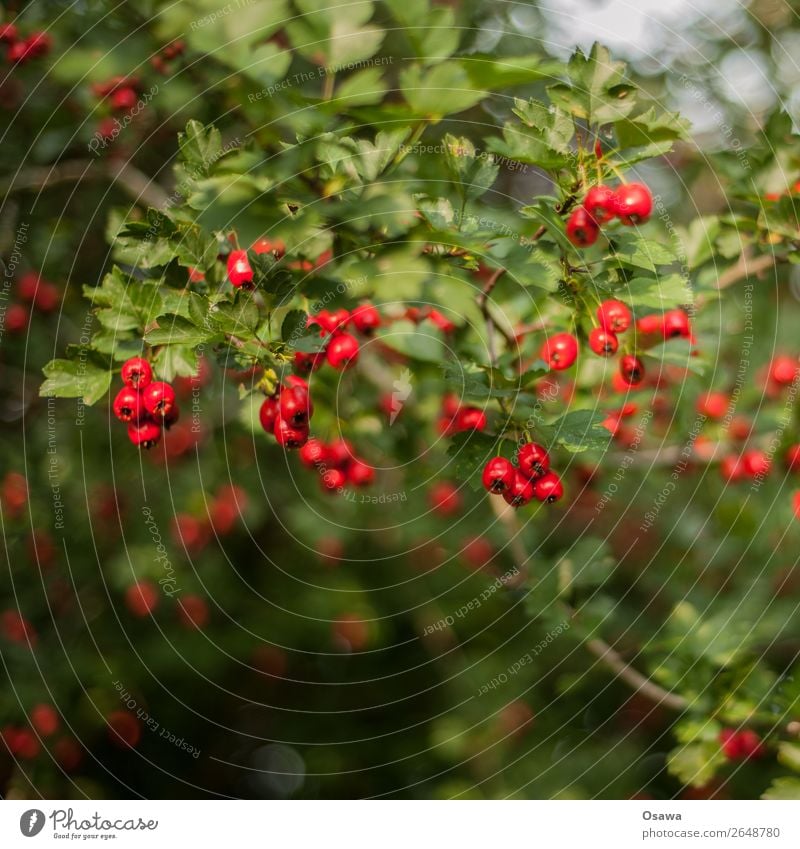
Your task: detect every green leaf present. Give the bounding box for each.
[178,120,223,175]
[281,309,309,343]
[454,54,562,90]
[609,232,678,271]
[446,431,507,491]
[642,339,705,376]
[541,409,612,453]
[763,778,800,800]
[375,320,444,363]
[208,299,260,336]
[332,67,387,107]
[666,742,725,788]
[442,134,499,202]
[154,344,199,381]
[40,358,113,406]
[145,315,219,347]
[617,274,692,309]
[90,269,164,333]
[401,62,486,117]
[614,107,690,149]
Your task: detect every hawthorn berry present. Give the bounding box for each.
[566,206,600,247]
[177,594,209,630]
[112,387,143,423]
[142,381,176,417]
[455,407,487,431]
[719,728,765,761]
[619,354,645,386]
[696,391,728,420]
[350,302,381,334]
[720,455,743,483]
[259,397,279,433]
[741,449,770,478]
[2,727,40,758]
[770,355,799,386]
[785,444,800,472]
[541,332,579,371]
[299,438,328,468]
[227,249,254,288]
[53,737,83,772]
[294,350,324,374]
[125,581,159,617]
[5,303,28,333]
[252,236,286,258]
[533,471,564,503]
[127,420,162,449]
[518,443,550,479]
[662,308,691,339]
[30,704,59,737]
[327,439,354,468]
[597,299,632,334]
[461,536,494,571]
[121,357,152,389]
[427,309,457,333]
[613,183,652,224]
[0,23,17,44]
[636,314,663,335]
[584,185,616,224]
[326,332,360,369]
[503,472,535,507]
[347,460,375,487]
[321,468,347,492]
[171,513,211,553]
[110,86,137,111]
[279,385,313,427]
[588,327,619,356]
[273,417,309,448]
[162,404,180,430]
[107,711,141,748]
[482,457,515,494]
[429,481,462,516]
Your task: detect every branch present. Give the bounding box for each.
[1,158,170,209]
[713,250,777,292]
[477,268,516,362]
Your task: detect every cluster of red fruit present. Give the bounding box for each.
[437,394,487,435]
[91,75,142,112]
[540,299,692,388]
[299,437,375,494]
[171,484,248,555]
[566,182,653,247]
[259,375,314,449]
[150,39,185,74]
[125,581,209,630]
[2,271,60,334]
[299,303,381,371]
[719,728,765,761]
[1,704,82,770]
[481,443,564,508]
[112,357,178,449]
[0,23,51,64]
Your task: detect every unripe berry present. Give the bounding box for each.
[299,438,328,468]
[518,443,550,479]
[588,327,619,356]
[142,381,176,417]
[583,185,616,224]
[113,387,143,423]
[259,397,279,434]
[125,581,159,617]
[279,385,312,427]
[121,357,152,389]
[619,354,645,386]
[613,183,652,224]
[273,416,309,448]
[350,302,381,334]
[127,420,161,449]
[347,460,375,487]
[326,332,360,369]
[227,249,254,288]
[540,332,578,371]
[503,472,535,507]
[566,206,600,247]
[533,471,563,503]
[482,457,515,494]
[597,299,631,333]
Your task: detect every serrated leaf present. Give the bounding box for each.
[443,134,499,202]
[541,409,612,453]
[610,232,678,271]
[401,62,486,117]
[281,309,309,343]
[179,120,223,175]
[763,778,800,800]
[154,344,199,381]
[145,315,219,347]
[446,430,506,491]
[40,358,112,406]
[617,274,692,309]
[208,299,260,335]
[666,742,725,788]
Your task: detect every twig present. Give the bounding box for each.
[477,268,516,359]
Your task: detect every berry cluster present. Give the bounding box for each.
[2,271,59,335]
[171,484,248,555]
[299,437,375,494]
[150,39,185,74]
[438,394,487,435]
[259,375,313,449]
[481,443,564,508]
[566,182,653,247]
[112,357,178,449]
[719,728,765,761]
[92,75,142,113]
[124,580,210,630]
[1,23,51,65]
[294,303,382,373]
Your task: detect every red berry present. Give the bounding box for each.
[597,300,631,333]
[770,355,799,386]
[227,249,253,288]
[482,457,515,494]
[785,444,800,472]
[177,594,209,629]
[171,514,210,553]
[279,385,312,427]
[299,438,328,468]
[326,332,360,369]
[636,314,663,335]
[33,281,59,313]
[125,581,159,617]
[584,185,616,224]
[112,387,143,423]
[662,308,691,339]
[503,472,535,507]
[427,309,457,333]
[461,536,494,571]
[320,467,347,492]
[327,439,355,468]
[110,86,137,111]
[25,32,52,58]
[5,303,28,333]
[273,416,309,448]
[518,443,550,479]
[347,460,375,487]
[6,40,30,64]
[566,206,600,247]
[0,24,18,44]
[121,357,152,389]
[252,237,285,258]
[3,727,40,758]
[455,407,487,431]
[741,449,770,478]
[588,327,619,356]
[350,303,381,334]
[429,481,462,516]
[720,455,743,483]
[540,332,578,371]
[533,471,564,503]
[1,610,36,646]
[259,397,279,434]
[127,420,161,448]
[719,728,765,761]
[107,711,141,748]
[696,392,728,420]
[294,350,324,374]
[53,738,83,772]
[142,381,176,417]
[162,404,180,430]
[613,182,653,224]
[30,704,59,737]
[619,354,645,386]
